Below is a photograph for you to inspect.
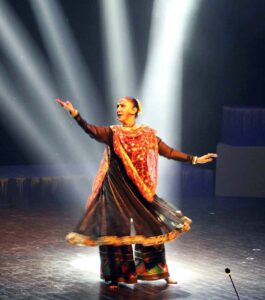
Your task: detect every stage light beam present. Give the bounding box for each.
[141,0,199,142]
[140,0,200,198]
[29,0,102,121]
[99,0,137,112]
[0,0,101,168]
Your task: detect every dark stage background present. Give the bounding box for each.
[0,1,265,299]
[0,0,264,166]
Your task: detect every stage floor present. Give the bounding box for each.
[0,196,264,300]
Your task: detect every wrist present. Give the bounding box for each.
[70,109,79,117]
[192,156,198,164]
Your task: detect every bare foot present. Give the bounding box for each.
[108,281,119,290]
[165,277,178,284]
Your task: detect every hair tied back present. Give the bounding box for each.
[135,98,143,114]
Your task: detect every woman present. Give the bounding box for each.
[56,97,217,289]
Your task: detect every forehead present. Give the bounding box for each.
[117,98,133,106]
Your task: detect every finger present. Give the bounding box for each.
[205,154,217,159]
[209,153,218,157]
[56,99,64,105]
[57,101,65,107]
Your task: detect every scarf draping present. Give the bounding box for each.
[111,125,158,202]
[85,146,110,209]
[85,125,158,208]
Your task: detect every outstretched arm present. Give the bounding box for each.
[157,137,193,162]
[56,99,112,144]
[157,136,217,164]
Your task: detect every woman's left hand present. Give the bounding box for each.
[197,153,218,164]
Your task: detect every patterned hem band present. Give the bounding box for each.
[136,272,169,281]
[65,226,190,247]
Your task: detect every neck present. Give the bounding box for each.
[121,117,136,127]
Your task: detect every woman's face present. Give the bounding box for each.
[116,98,137,123]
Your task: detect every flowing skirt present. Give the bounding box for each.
[66,154,191,247]
[66,153,191,282]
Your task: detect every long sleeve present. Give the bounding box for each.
[157,136,193,163]
[73,112,112,145]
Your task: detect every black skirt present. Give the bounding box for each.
[66,151,191,246]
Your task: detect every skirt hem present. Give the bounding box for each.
[137,272,169,281]
[66,225,190,247]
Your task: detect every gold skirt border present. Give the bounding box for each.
[66,224,190,247]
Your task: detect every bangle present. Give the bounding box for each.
[192,156,198,164]
[70,109,79,117]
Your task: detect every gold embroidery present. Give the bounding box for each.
[66,224,190,247]
[110,125,158,202]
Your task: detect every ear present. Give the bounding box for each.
[132,106,138,115]
[129,105,137,115]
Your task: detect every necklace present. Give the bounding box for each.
[123,124,135,128]
[121,124,142,131]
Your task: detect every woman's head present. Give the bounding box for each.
[116,97,142,125]
[127,97,142,117]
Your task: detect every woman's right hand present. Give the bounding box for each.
[56,99,75,114]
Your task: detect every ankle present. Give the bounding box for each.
[108,281,119,289]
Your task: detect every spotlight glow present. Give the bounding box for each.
[0,0,101,204]
[70,253,100,275]
[0,0,73,152]
[140,0,200,198]
[0,66,54,161]
[100,0,137,109]
[69,255,198,283]
[167,259,198,283]
[29,0,103,121]
[0,0,101,166]
[141,0,199,142]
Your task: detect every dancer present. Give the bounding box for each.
[56,97,217,289]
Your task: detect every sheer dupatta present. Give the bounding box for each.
[85,125,159,209]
